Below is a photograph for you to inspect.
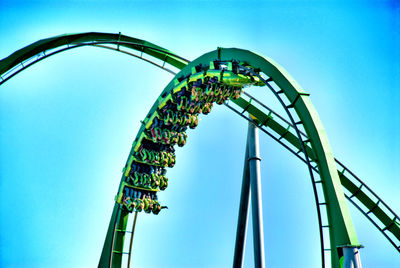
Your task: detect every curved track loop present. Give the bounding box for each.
[157,48,359,268]
[1,33,399,268]
[0,32,188,85]
[239,66,329,266]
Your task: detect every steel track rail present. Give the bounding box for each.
[0,42,179,85]
[239,66,329,267]
[0,32,189,85]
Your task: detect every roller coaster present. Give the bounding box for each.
[1,32,399,268]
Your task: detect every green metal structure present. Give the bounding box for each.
[1,32,399,268]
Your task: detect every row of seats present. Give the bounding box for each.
[129,161,166,175]
[122,187,164,214]
[123,186,157,200]
[123,195,164,214]
[134,146,176,167]
[144,127,187,147]
[125,171,168,191]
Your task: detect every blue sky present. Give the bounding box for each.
[0,0,399,267]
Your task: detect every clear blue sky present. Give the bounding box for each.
[0,0,399,267]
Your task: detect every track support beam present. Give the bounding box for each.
[233,139,251,267]
[248,121,266,268]
[233,121,265,268]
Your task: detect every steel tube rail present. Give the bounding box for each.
[0,32,190,85]
[233,138,251,268]
[248,121,266,268]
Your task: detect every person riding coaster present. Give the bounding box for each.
[159,176,168,191]
[171,132,179,144]
[177,96,188,111]
[123,196,132,210]
[132,171,141,186]
[222,86,231,99]
[190,88,199,103]
[151,173,160,188]
[142,195,154,213]
[167,153,176,167]
[177,132,187,147]
[171,111,179,124]
[152,150,160,165]
[231,87,242,99]
[179,113,188,127]
[152,200,168,215]
[159,151,168,166]
[191,81,203,102]
[133,198,144,212]
[202,102,212,114]
[150,127,162,143]
[216,93,225,105]
[152,200,162,215]
[189,114,199,128]
[137,147,156,166]
[142,173,151,186]
[138,146,146,161]
[162,110,171,125]
[213,85,222,98]
[204,82,213,96]
[161,130,170,145]
[206,90,215,103]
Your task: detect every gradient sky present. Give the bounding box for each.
[0,1,399,267]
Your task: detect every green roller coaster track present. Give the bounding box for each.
[1,32,399,268]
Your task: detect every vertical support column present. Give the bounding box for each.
[340,246,362,268]
[233,121,266,268]
[248,122,266,268]
[233,140,251,267]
